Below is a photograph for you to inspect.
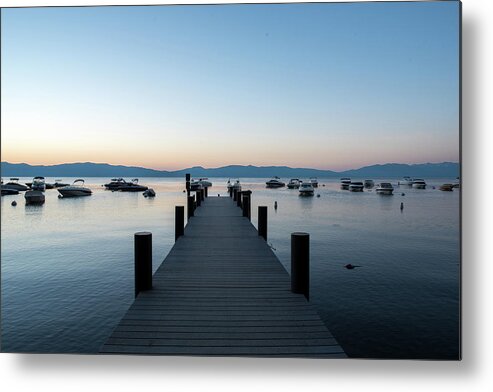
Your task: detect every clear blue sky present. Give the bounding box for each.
[1,1,460,170]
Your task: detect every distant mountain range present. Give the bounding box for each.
[0,161,459,179]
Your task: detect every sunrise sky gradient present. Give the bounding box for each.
[1,2,460,171]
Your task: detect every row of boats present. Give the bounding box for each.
[1,177,156,204]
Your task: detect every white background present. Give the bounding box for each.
[0,0,491,390]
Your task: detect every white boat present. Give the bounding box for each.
[231,179,242,192]
[31,176,46,191]
[375,182,394,195]
[349,182,364,192]
[266,177,285,188]
[412,179,427,189]
[4,178,28,191]
[287,179,301,189]
[299,182,314,196]
[58,179,92,197]
[364,179,374,188]
[340,177,351,190]
[398,176,413,186]
[25,190,45,204]
[310,177,319,188]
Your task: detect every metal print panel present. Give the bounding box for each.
[0,1,461,359]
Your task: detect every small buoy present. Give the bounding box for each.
[58,195,63,199]
[322,184,325,187]
[11,201,17,206]
[183,190,186,193]
[274,201,278,210]
[432,186,435,189]
[317,194,320,198]
[344,264,361,269]
[401,193,405,196]
[400,202,404,210]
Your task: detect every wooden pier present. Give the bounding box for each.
[100,196,345,358]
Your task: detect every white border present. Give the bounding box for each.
[1,0,492,391]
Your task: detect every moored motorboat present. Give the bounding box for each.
[349,182,364,192]
[439,184,454,191]
[310,177,319,188]
[376,182,394,195]
[266,177,285,188]
[340,177,351,190]
[4,178,28,191]
[143,188,156,197]
[1,185,20,196]
[412,179,427,189]
[25,190,45,204]
[364,179,374,188]
[398,176,413,186]
[53,179,70,188]
[232,179,242,192]
[191,178,212,190]
[31,176,46,191]
[299,181,314,196]
[104,178,127,190]
[287,179,301,189]
[116,179,148,192]
[58,179,92,197]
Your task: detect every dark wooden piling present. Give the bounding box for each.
[291,232,310,300]
[204,187,208,197]
[196,191,202,207]
[242,194,251,220]
[229,187,233,197]
[233,189,238,201]
[185,173,191,196]
[187,195,194,219]
[175,206,184,241]
[134,232,152,298]
[258,206,267,240]
[237,191,242,207]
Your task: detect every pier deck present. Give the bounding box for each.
[101,196,345,357]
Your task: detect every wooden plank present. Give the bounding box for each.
[100,196,345,358]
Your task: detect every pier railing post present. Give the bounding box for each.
[135,232,152,298]
[233,189,238,202]
[175,206,184,241]
[229,187,233,197]
[187,195,194,219]
[201,188,205,201]
[237,191,242,207]
[291,232,309,300]
[258,206,267,240]
[242,194,251,220]
[196,190,202,206]
[186,173,190,196]
[204,187,208,198]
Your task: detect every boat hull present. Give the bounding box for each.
[58,189,92,197]
[25,190,45,204]
[299,191,314,196]
[376,189,393,195]
[349,186,364,192]
[412,184,426,189]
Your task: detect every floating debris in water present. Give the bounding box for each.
[11,201,17,206]
[400,202,404,211]
[401,193,405,196]
[274,201,278,210]
[344,263,361,270]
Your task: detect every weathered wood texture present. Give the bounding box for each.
[101,197,345,358]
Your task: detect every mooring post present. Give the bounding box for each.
[175,206,184,241]
[229,187,233,197]
[204,187,208,198]
[291,232,309,300]
[196,190,202,206]
[201,188,205,201]
[242,194,251,220]
[258,206,267,240]
[237,191,242,207]
[233,189,238,202]
[187,195,194,219]
[134,232,152,298]
[185,173,191,197]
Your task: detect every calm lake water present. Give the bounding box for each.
[1,177,460,358]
